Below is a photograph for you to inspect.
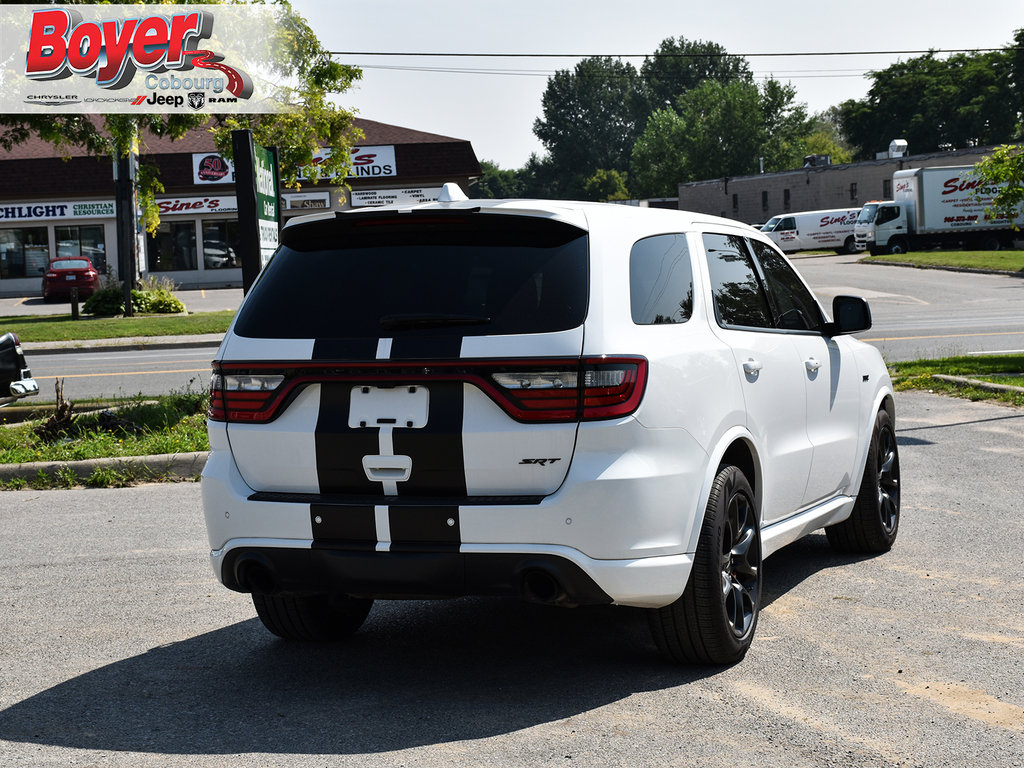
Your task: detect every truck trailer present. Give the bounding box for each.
[760,208,861,254]
[854,165,1022,255]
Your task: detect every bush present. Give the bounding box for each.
[82,285,126,316]
[82,280,186,316]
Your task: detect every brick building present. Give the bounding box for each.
[0,118,481,297]
[677,147,994,225]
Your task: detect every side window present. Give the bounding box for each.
[630,234,693,324]
[778,217,796,231]
[877,206,900,225]
[749,240,824,332]
[702,233,772,329]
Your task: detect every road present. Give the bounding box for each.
[794,254,1024,361]
[0,390,1021,767]
[27,345,218,402]
[5,260,1024,402]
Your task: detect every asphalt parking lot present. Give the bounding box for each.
[0,390,1022,767]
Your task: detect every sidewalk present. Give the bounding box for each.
[21,333,224,355]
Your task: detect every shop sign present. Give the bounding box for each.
[300,146,397,180]
[192,153,235,184]
[351,187,442,208]
[156,196,237,215]
[283,192,330,210]
[0,200,115,222]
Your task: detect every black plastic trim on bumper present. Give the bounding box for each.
[221,546,613,607]
[248,491,545,507]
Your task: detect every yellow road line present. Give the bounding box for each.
[35,368,210,379]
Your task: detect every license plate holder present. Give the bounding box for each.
[348,385,429,429]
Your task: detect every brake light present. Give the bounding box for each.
[208,357,647,424]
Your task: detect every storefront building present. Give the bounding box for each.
[0,118,481,298]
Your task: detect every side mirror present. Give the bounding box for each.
[825,295,872,336]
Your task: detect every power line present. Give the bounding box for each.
[356,63,873,80]
[331,47,1013,59]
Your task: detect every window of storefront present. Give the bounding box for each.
[202,219,241,269]
[147,221,197,272]
[55,224,106,274]
[0,227,49,279]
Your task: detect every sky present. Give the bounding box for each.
[291,0,1024,169]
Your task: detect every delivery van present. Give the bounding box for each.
[761,208,861,254]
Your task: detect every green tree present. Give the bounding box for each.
[630,108,690,198]
[583,169,630,201]
[801,108,854,165]
[631,77,807,195]
[974,145,1024,223]
[0,0,362,231]
[471,160,526,199]
[837,38,1022,159]
[533,57,645,198]
[639,36,752,115]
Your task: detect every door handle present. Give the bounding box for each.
[742,359,763,375]
[805,357,822,372]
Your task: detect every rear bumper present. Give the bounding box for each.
[211,538,693,609]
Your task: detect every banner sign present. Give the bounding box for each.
[0,200,115,222]
[1,4,292,113]
[232,130,279,293]
[351,188,443,208]
[193,153,235,185]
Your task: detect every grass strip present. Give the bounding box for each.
[860,250,1024,274]
[3,310,235,342]
[890,354,1024,407]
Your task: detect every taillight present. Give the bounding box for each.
[486,358,647,421]
[208,357,647,424]
[208,369,286,422]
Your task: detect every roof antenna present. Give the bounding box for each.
[437,182,468,203]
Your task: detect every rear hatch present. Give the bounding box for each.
[213,209,641,501]
[45,258,96,289]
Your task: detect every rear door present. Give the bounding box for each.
[219,211,589,501]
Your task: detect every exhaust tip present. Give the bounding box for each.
[234,555,277,594]
[521,568,567,605]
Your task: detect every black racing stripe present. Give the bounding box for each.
[389,506,460,551]
[392,382,467,496]
[310,504,376,550]
[315,382,380,495]
[312,338,378,361]
[388,335,463,360]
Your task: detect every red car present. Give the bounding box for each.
[41,257,100,302]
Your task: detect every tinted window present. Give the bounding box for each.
[702,233,772,329]
[630,234,692,325]
[749,240,823,332]
[235,213,588,339]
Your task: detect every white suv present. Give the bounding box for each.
[201,191,900,664]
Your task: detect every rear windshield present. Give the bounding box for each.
[51,259,89,270]
[234,212,589,339]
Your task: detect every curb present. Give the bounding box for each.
[932,374,1024,394]
[860,260,1024,278]
[0,451,208,483]
[21,334,224,355]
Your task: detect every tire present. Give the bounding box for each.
[252,592,373,641]
[981,235,1002,252]
[826,409,900,553]
[842,235,857,255]
[888,238,908,255]
[649,465,762,665]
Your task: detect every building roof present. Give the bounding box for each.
[0,117,470,159]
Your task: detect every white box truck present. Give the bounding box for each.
[854,165,1022,254]
[760,208,861,254]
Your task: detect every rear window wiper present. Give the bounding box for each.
[379,313,493,331]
